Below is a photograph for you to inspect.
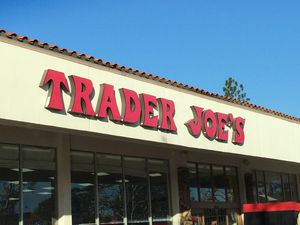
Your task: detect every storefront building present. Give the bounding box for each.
[0,29,299,225]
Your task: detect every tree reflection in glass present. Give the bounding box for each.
[148,159,170,225]
[0,144,19,225]
[71,151,95,225]
[124,157,148,225]
[22,146,56,225]
[97,154,123,225]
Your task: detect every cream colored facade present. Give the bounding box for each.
[0,36,299,225]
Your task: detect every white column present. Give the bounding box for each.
[56,134,72,225]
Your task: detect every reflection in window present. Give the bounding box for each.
[0,144,19,225]
[97,154,123,225]
[251,170,298,203]
[188,163,239,203]
[22,146,56,225]
[198,164,213,202]
[124,157,148,225]
[290,174,298,202]
[71,152,95,225]
[148,159,170,225]
[282,174,291,201]
[226,167,239,203]
[187,163,198,202]
[256,171,266,203]
[212,166,226,203]
[265,172,282,202]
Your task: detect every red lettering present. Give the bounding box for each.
[202,109,217,139]
[141,94,158,128]
[41,69,69,110]
[185,106,204,137]
[158,98,177,131]
[69,76,95,116]
[120,88,141,124]
[216,112,229,142]
[232,117,246,145]
[98,84,121,121]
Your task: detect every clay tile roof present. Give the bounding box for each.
[0,28,299,123]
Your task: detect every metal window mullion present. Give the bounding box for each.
[280,173,285,201]
[224,166,228,202]
[211,165,214,203]
[287,174,292,200]
[166,160,172,222]
[254,171,259,203]
[19,145,23,225]
[196,163,201,202]
[263,172,268,202]
[122,155,128,225]
[95,153,100,225]
[146,159,152,225]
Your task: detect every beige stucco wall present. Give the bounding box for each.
[0,37,299,164]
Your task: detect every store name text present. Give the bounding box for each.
[41,69,245,144]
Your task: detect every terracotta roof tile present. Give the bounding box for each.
[0,28,299,123]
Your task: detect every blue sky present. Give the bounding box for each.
[1,0,299,117]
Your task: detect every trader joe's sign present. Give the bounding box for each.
[41,69,245,145]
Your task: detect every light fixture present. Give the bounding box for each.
[116,179,129,183]
[37,192,51,195]
[149,173,162,177]
[78,183,94,187]
[43,187,55,190]
[9,197,19,201]
[23,189,34,193]
[8,181,19,185]
[11,168,35,172]
[97,172,110,176]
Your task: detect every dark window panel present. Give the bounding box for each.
[0,144,20,225]
[256,171,266,203]
[96,154,124,225]
[187,163,198,202]
[22,146,56,225]
[226,167,239,203]
[212,166,226,203]
[71,151,95,225]
[289,174,298,202]
[198,164,213,202]
[265,172,283,202]
[124,157,149,225]
[282,174,291,201]
[148,159,170,223]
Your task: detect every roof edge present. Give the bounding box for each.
[0,28,299,123]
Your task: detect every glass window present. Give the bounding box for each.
[265,172,283,202]
[226,167,239,203]
[212,166,226,203]
[251,170,298,203]
[187,163,198,202]
[71,151,95,225]
[289,174,298,201]
[282,174,291,201]
[256,171,266,203]
[198,164,213,202]
[244,172,256,203]
[0,144,20,225]
[148,159,170,225]
[97,154,124,225]
[124,157,148,225]
[22,146,56,225]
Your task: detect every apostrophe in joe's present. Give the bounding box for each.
[185,106,246,145]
